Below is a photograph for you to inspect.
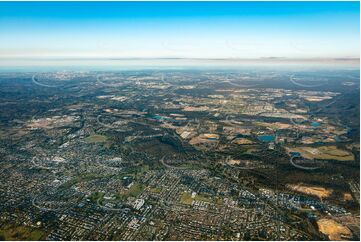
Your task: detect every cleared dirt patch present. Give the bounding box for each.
[317,218,352,240]
[287,183,333,201]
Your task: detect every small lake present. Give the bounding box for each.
[311,122,321,127]
[257,135,275,142]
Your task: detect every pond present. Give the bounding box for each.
[311,122,321,127]
[257,135,275,142]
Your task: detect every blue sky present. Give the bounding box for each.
[0,1,359,59]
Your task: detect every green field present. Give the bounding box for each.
[0,225,46,241]
[180,192,193,205]
[150,187,162,193]
[85,134,108,143]
[287,146,354,161]
[60,173,101,190]
[180,192,212,205]
[194,194,212,203]
[116,183,144,199]
[88,191,105,203]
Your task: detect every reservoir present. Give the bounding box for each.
[257,135,275,142]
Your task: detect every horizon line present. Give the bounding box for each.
[0,57,359,61]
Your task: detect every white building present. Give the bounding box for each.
[133,199,145,210]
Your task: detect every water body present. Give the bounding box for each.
[311,122,321,127]
[257,135,275,142]
[208,138,218,141]
[290,152,301,157]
